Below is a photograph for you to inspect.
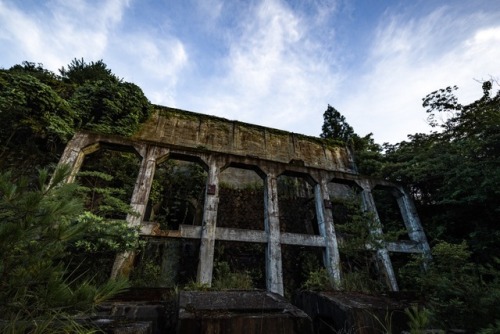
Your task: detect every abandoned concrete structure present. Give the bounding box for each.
[58,106,430,296]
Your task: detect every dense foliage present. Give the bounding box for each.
[0,59,150,331]
[382,82,500,264]
[321,81,500,331]
[2,57,498,331]
[0,166,130,333]
[401,241,500,331]
[0,59,151,177]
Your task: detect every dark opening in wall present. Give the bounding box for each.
[327,179,377,252]
[77,147,140,220]
[389,252,415,291]
[217,166,264,230]
[281,245,325,297]
[213,240,266,290]
[372,186,410,241]
[339,250,386,293]
[131,237,200,288]
[277,173,319,235]
[145,157,207,230]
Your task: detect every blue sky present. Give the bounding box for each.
[1,0,499,144]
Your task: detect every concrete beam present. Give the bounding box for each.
[280,233,325,247]
[135,107,356,173]
[56,132,98,183]
[386,241,424,253]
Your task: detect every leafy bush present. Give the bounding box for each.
[73,211,141,253]
[401,241,500,331]
[212,261,253,290]
[302,268,332,290]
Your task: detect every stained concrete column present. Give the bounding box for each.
[56,132,99,183]
[111,145,169,278]
[395,187,432,261]
[264,170,284,295]
[197,156,222,286]
[314,176,342,288]
[359,184,399,291]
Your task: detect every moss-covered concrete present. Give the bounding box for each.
[134,106,355,173]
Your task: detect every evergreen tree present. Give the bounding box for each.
[320,105,384,175]
[0,166,129,333]
[320,104,355,142]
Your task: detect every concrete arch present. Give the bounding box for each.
[57,108,430,296]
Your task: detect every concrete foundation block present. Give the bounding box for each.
[294,291,412,334]
[177,290,313,334]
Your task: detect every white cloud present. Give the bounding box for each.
[0,0,189,107]
[0,2,44,61]
[0,0,131,70]
[2,0,497,145]
[179,0,342,136]
[116,34,188,106]
[335,7,500,144]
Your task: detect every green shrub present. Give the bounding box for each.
[302,268,332,290]
[401,241,500,331]
[212,261,253,290]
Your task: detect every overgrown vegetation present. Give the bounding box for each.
[0,166,129,333]
[323,80,500,332]
[0,59,149,331]
[147,160,207,229]
[2,57,498,332]
[400,241,500,331]
[0,59,151,179]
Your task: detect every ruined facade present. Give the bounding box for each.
[58,106,430,295]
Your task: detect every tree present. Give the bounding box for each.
[401,241,500,331]
[0,166,129,332]
[320,105,384,175]
[70,79,151,136]
[382,81,500,263]
[59,58,119,84]
[59,58,152,137]
[0,69,76,175]
[320,104,355,142]
[0,59,152,176]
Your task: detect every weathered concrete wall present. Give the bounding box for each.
[134,106,355,173]
[57,104,431,295]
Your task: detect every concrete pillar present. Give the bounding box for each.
[360,186,399,291]
[314,177,342,288]
[197,156,221,286]
[395,187,432,261]
[111,145,169,278]
[56,132,99,183]
[264,170,284,295]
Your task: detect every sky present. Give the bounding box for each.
[1,0,499,144]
